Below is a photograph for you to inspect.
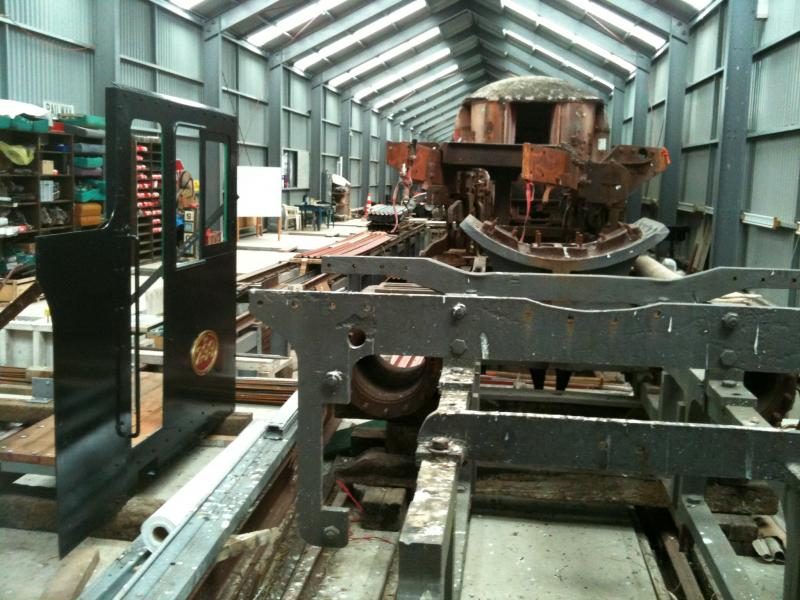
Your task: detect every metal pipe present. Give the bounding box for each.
[633,255,681,280]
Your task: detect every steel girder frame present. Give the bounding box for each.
[249,256,800,599]
[479,37,613,99]
[391,70,486,122]
[710,0,757,268]
[580,0,677,36]
[308,4,471,88]
[399,79,485,134]
[472,0,651,71]
[390,71,481,118]
[346,32,481,106]
[657,18,689,228]
[266,0,408,68]
[540,0,667,55]
[381,54,482,132]
[411,94,476,135]
[212,0,283,31]
[626,65,650,222]
[470,3,628,88]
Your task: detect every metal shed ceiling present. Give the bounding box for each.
[169,0,714,134]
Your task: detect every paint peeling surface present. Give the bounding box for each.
[467,76,602,103]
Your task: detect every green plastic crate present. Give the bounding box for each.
[30,119,49,133]
[75,156,104,168]
[0,116,10,129]
[61,114,106,129]
[76,188,103,202]
[10,116,33,131]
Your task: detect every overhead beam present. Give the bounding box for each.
[710,0,756,267]
[310,4,470,86]
[480,37,612,99]
[409,96,467,131]
[349,33,480,103]
[473,0,649,70]
[471,5,627,87]
[390,68,485,116]
[541,0,666,54]
[217,0,282,32]
[399,80,482,126]
[591,0,677,35]
[268,0,407,67]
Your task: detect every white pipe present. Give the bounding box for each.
[141,418,269,552]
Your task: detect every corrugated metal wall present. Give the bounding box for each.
[4,0,94,112]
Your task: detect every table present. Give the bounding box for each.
[299,203,333,230]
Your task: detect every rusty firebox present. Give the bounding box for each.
[386,76,670,274]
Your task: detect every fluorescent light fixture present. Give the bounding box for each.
[295,0,427,71]
[354,48,451,101]
[682,0,715,9]
[504,29,614,90]
[562,0,665,49]
[171,0,204,9]
[247,0,347,47]
[329,27,440,88]
[501,0,635,73]
[372,67,461,110]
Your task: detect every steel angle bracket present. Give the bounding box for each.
[249,284,800,548]
[322,256,800,306]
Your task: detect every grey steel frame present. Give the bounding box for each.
[248,256,800,599]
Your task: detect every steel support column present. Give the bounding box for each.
[310,83,324,200]
[202,22,223,108]
[626,67,649,222]
[267,66,283,168]
[360,106,372,208]
[378,117,388,202]
[657,19,688,227]
[610,86,625,146]
[710,0,756,267]
[93,0,121,114]
[339,96,352,182]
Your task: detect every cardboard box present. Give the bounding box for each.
[39,180,55,202]
[0,276,36,302]
[41,160,54,175]
[74,202,103,217]
[76,215,103,226]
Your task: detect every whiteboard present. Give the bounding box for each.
[237,166,282,217]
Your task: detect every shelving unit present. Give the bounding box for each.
[133,135,163,263]
[0,130,77,245]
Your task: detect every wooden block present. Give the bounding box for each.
[0,277,36,302]
[0,396,52,423]
[213,411,253,437]
[358,485,406,531]
[39,547,99,600]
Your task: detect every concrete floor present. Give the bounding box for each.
[0,529,128,600]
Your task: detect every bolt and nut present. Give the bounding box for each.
[323,370,343,390]
[450,339,467,356]
[721,312,739,330]
[719,349,737,368]
[430,437,451,451]
[451,303,467,320]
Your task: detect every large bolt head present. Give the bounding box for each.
[323,370,343,390]
[323,526,340,541]
[430,436,450,451]
[451,303,467,320]
[450,339,467,356]
[719,350,737,368]
[721,312,739,330]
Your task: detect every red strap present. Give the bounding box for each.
[520,182,533,242]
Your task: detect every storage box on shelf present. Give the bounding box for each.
[134,135,163,262]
